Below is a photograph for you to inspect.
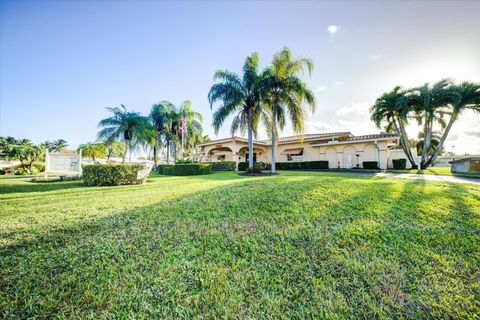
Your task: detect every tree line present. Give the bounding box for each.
[371,80,480,169]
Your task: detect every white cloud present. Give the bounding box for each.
[305,120,336,133]
[335,101,371,117]
[333,81,344,85]
[369,54,382,61]
[338,119,355,126]
[327,25,339,35]
[316,85,327,92]
[465,130,480,138]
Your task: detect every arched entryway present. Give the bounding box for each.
[207,146,233,162]
[325,147,337,169]
[238,146,267,163]
[343,146,357,169]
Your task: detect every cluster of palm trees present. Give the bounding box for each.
[208,47,316,173]
[371,79,480,169]
[0,137,69,174]
[93,102,207,167]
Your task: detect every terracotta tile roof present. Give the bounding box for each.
[344,133,398,141]
[259,132,353,144]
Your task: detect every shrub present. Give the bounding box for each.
[82,164,147,186]
[176,158,195,164]
[14,167,31,175]
[392,158,407,170]
[362,161,379,169]
[275,161,329,170]
[246,162,263,174]
[206,161,236,171]
[170,164,211,176]
[238,162,270,171]
[163,166,173,175]
[33,163,45,172]
[157,164,173,174]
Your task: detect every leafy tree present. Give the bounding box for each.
[52,139,69,152]
[78,143,106,162]
[262,47,316,174]
[102,139,125,162]
[208,52,266,169]
[177,100,204,158]
[4,140,44,174]
[97,105,150,163]
[149,101,176,167]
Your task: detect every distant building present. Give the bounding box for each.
[197,132,416,170]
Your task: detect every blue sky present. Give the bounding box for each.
[1,1,479,154]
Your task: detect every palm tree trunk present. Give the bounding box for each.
[421,118,432,168]
[247,109,253,169]
[395,119,417,168]
[153,137,158,170]
[424,113,457,168]
[271,127,276,174]
[166,140,170,164]
[122,141,128,163]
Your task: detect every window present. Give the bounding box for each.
[287,150,303,161]
[245,153,257,162]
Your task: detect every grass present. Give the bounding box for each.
[1,171,479,318]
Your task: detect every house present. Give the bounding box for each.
[197,132,416,170]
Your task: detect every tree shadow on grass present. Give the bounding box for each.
[1,176,478,319]
[0,179,86,194]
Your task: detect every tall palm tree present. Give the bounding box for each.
[370,87,417,167]
[150,101,176,168]
[177,100,204,158]
[97,105,149,163]
[78,143,105,162]
[415,130,442,155]
[424,81,480,167]
[208,52,266,169]
[408,79,457,169]
[262,47,316,174]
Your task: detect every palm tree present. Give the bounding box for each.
[262,47,316,174]
[150,101,176,168]
[102,139,125,162]
[97,105,149,163]
[52,139,69,152]
[408,79,457,169]
[78,143,105,162]
[177,100,204,158]
[370,87,417,168]
[208,52,266,170]
[415,130,442,155]
[424,81,480,167]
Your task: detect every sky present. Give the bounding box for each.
[1,0,479,155]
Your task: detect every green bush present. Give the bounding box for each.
[82,164,147,186]
[171,164,211,176]
[238,162,270,171]
[176,158,194,164]
[275,161,329,170]
[362,161,379,169]
[14,167,32,175]
[392,158,407,170]
[206,161,236,171]
[33,163,45,172]
[157,164,173,174]
[246,162,263,174]
[163,166,173,175]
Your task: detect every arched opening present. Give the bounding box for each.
[363,144,378,162]
[343,146,357,169]
[238,146,267,163]
[207,147,233,162]
[325,147,337,169]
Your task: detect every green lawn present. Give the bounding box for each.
[1,172,479,318]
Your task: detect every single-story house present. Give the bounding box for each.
[197,132,416,170]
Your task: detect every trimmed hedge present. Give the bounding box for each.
[276,161,329,170]
[392,158,407,170]
[160,164,212,176]
[362,161,379,169]
[83,164,146,186]
[157,164,173,174]
[206,161,236,171]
